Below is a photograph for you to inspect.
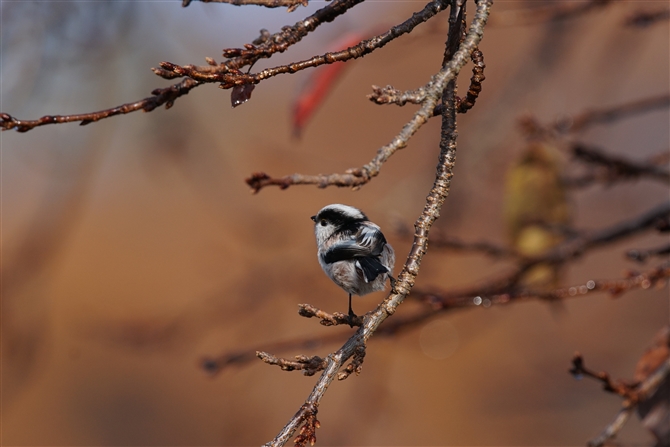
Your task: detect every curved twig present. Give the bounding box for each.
[247,0,490,194]
[0,79,200,133]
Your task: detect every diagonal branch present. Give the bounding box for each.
[0,79,200,133]
[182,0,309,11]
[566,143,670,186]
[247,0,490,194]
[1,0,364,132]
[202,262,670,374]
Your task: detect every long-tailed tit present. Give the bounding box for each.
[311,204,395,325]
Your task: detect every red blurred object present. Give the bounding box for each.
[291,33,367,138]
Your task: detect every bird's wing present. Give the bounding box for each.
[323,224,386,265]
[355,257,389,283]
[357,224,386,256]
[322,239,372,263]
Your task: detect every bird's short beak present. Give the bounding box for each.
[310,215,316,222]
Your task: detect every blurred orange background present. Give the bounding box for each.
[2,1,668,445]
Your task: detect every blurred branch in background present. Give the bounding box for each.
[570,325,670,447]
[519,93,670,138]
[202,263,670,374]
[182,0,309,12]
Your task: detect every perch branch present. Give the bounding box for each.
[298,303,363,327]
[256,352,327,376]
[203,263,669,374]
[202,201,670,376]
[261,2,491,445]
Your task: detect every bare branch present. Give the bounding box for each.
[518,93,670,138]
[558,94,670,134]
[570,354,638,399]
[204,263,669,374]
[626,244,670,263]
[182,0,309,12]
[394,221,517,258]
[587,406,635,447]
[490,0,615,28]
[250,0,449,82]
[624,8,670,28]
[0,79,200,132]
[368,84,428,106]
[247,0,490,194]
[570,352,670,447]
[256,352,327,376]
[298,304,363,327]
[456,47,485,113]
[367,46,485,113]
[413,262,670,310]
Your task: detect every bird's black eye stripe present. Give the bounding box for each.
[321,220,327,226]
[316,209,366,228]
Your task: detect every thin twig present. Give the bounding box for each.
[160,0,446,88]
[566,143,670,186]
[587,406,635,447]
[571,353,670,447]
[490,0,615,28]
[0,79,200,133]
[367,45,485,114]
[624,8,670,27]
[247,0,490,194]
[626,244,670,263]
[298,304,363,327]
[203,263,669,373]
[256,352,327,376]
[394,221,517,258]
[413,263,670,310]
[560,94,670,134]
[182,0,309,12]
[455,47,485,113]
[518,94,670,139]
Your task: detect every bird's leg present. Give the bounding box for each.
[347,293,356,328]
[389,275,398,294]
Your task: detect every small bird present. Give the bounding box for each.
[311,204,395,325]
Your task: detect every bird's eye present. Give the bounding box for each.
[320,220,327,226]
